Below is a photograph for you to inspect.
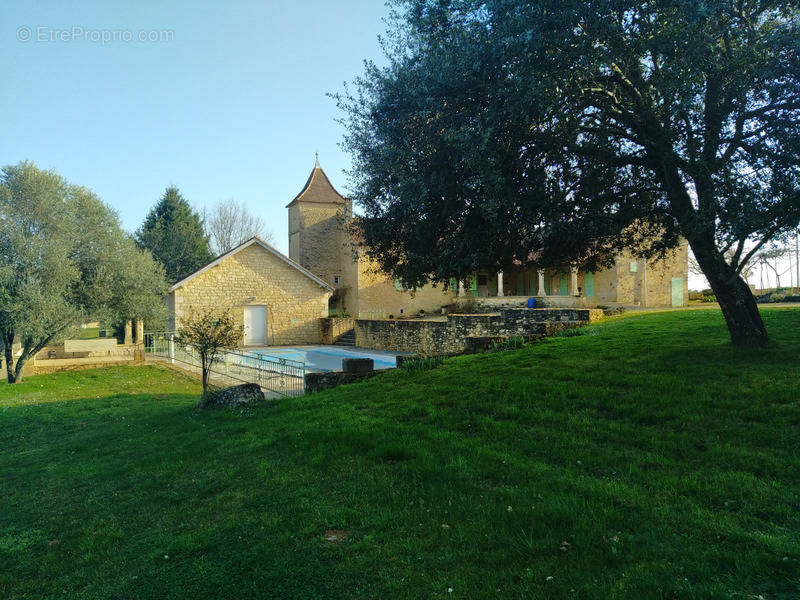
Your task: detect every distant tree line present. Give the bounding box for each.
[135,190,274,284]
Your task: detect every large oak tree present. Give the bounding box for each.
[338,0,800,346]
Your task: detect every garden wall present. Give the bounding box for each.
[355,308,603,355]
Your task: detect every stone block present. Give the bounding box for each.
[64,338,119,354]
[203,383,266,409]
[305,370,380,393]
[342,358,374,373]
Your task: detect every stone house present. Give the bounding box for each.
[288,159,688,318]
[167,238,332,347]
[166,158,688,348]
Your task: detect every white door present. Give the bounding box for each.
[243,305,267,346]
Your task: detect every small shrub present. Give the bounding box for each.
[489,335,526,352]
[450,298,482,313]
[400,356,444,372]
[554,326,599,338]
[533,296,551,308]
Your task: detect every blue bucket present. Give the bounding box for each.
[527,298,536,308]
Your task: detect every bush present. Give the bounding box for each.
[489,336,526,352]
[400,356,444,372]
[533,296,551,308]
[756,289,800,303]
[448,298,482,314]
[554,326,599,338]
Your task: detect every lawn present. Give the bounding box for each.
[1,309,798,599]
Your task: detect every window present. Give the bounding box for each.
[333,276,341,285]
[629,261,639,273]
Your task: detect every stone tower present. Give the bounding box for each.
[287,156,358,315]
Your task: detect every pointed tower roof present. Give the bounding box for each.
[286,154,347,207]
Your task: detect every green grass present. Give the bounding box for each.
[1,309,798,599]
[77,327,101,339]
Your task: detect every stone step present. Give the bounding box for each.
[334,330,356,346]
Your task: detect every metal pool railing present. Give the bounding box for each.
[144,332,306,397]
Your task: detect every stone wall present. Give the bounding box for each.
[305,370,381,393]
[171,243,331,346]
[614,244,689,307]
[320,317,356,344]
[355,308,603,355]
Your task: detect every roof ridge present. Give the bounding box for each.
[169,237,333,292]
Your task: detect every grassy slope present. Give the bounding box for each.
[0,309,798,599]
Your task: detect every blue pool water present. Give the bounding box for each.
[252,346,401,373]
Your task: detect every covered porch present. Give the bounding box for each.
[456,268,599,306]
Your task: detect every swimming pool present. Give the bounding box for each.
[251,346,401,373]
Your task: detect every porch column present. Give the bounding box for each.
[124,320,133,345]
[497,272,504,296]
[570,266,579,296]
[537,270,546,296]
[458,280,465,297]
[135,319,144,345]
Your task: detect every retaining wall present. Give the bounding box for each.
[355,308,603,355]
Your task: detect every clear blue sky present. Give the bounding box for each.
[1,0,390,254]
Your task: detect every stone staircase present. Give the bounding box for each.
[334,329,356,347]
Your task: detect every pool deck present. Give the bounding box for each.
[249,345,408,373]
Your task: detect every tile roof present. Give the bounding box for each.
[286,155,347,207]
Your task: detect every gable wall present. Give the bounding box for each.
[613,243,689,306]
[171,244,330,346]
[356,257,457,319]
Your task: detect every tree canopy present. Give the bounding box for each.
[338,0,800,345]
[0,162,168,383]
[136,187,214,283]
[205,199,273,255]
[176,308,242,395]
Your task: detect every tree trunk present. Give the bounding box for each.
[4,342,18,384]
[13,354,28,383]
[692,242,768,347]
[201,354,209,394]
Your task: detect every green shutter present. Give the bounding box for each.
[559,275,568,295]
[585,272,595,297]
[449,277,458,292]
[671,277,683,307]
